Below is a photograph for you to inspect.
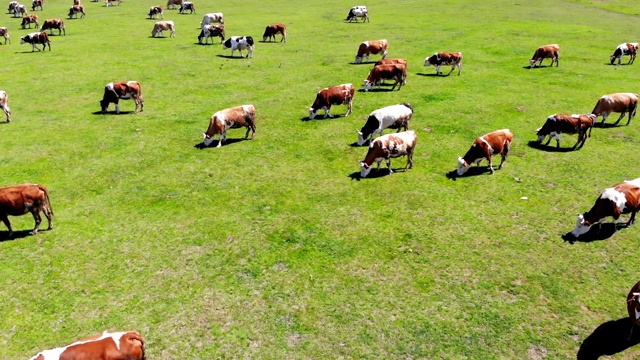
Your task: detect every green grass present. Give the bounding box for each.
[2,0,640,358]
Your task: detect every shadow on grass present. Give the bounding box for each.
[526,140,578,153]
[577,318,640,360]
[301,114,347,122]
[193,138,245,149]
[523,65,556,69]
[416,72,454,77]
[562,223,622,244]
[357,87,399,93]
[349,141,367,147]
[349,61,377,65]
[0,229,40,242]
[598,121,629,129]
[91,110,135,115]
[445,166,493,180]
[348,168,407,181]
[216,54,251,59]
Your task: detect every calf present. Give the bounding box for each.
[359,130,417,178]
[357,103,413,146]
[31,0,42,11]
[530,44,559,67]
[424,52,463,76]
[591,92,638,126]
[308,83,354,120]
[355,39,388,63]
[179,1,195,13]
[363,63,406,91]
[0,183,53,237]
[535,113,595,149]
[68,5,85,19]
[100,81,144,114]
[104,0,122,6]
[627,281,640,339]
[610,42,638,65]
[29,330,145,360]
[572,178,640,238]
[456,129,513,176]
[262,23,286,42]
[202,104,256,148]
[198,24,224,44]
[166,0,181,9]
[40,18,65,35]
[222,36,254,58]
[151,20,175,37]
[20,31,50,51]
[148,6,164,19]
[200,12,223,26]
[346,5,369,22]
[21,14,39,29]
[0,27,10,44]
[0,90,10,122]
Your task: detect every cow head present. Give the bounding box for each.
[629,293,640,319]
[356,130,367,146]
[308,107,317,120]
[456,156,470,176]
[99,99,110,113]
[571,214,592,238]
[363,80,373,92]
[534,127,545,142]
[355,56,363,64]
[610,54,618,65]
[529,59,537,67]
[20,36,27,44]
[222,38,232,49]
[359,161,373,178]
[203,133,214,146]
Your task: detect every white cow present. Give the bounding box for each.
[357,103,413,145]
[222,36,254,58]
[200,12,223,26]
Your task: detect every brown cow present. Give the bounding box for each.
[148,5,163,19]
[359,131,417,178]
[627,280,640,339]
[203,105,256,148]
[166,0,181,9]
[29,330,145,360]
[0,90,11,122]
[20,31,50,51]
[456,129,513,176]
[100,81,144,114]
[68,4,85,18]
[610,42,638,65]
[375,58,407,84]
[530,44,559,67]
[591,92,638,126]
[262,23,286,42]
[308,83,354,120]
[0,183,53,237]
[535,113,595,149]
[151,20,175,37]
[355,39,388,63]
[424,51,463,76]
[363,63,405,91]
[40,18,65,35]
[0,27,10,44]
[21,14,38,29]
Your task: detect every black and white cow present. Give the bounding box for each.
[20,31,50,51]
[357,103,413,145]
[222,36,254,58]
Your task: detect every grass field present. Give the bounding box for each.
[2,0,640,358]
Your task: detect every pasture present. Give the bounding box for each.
[1,0,640,358]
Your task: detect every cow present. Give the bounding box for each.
[7,0,18,13]
[148,5,163,19]
[40,18,65,35]
[357,103,412,146]
[200,12,223,26]
[165,0,181,9]
[20,31,50,51]
[627,281,640,340]
[198,24,224,44]
[571,178,640,238]
[222,36,254,58]
[202,105,256,148]
[29,330,145,360]
[355,39,388,63]
[179,1,194,14]
[13,3,27,17]
[262,23,286,42]
[610,43,638,65]
[423,52,463,76]
[100,81,144,114]
[363,63,406,92]
[535,113,596,149]
[375,58,408,85]
[456,129,513,176]
[0,183,53,237]
[0,27,10,44]
[21,14,39,29]
[104,0,121,6]
[31,0,42,10]
[591,92,638,126]
[0,90,10,122]
[346,5,369,23]
[308,83,355,120]
[151,20,175,37]
[359,131,417,178]
[530,44,559,68]
[68,4,85,19]
[74,0,81,5]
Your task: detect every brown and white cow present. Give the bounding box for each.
[535,113,595,149]
[100,81,144,114]
[200,12,223,26]
[530,44,559,68]
[262,23,286,42]
[456,129,513,176]
[40,18,65,35]
[627,280,640,339]
[359,130,417,178]
[29,330,145,360]
[21,14,38,29]
[572,178,640,238]
[148,5,163,19]
[20,31,50,51]
[73,0,82,5]
[0,27,10,44]
[68,4,85,19]
[151,20,175,37]
[104,0,121,6]
[357,103,413,146]
[355,39,388,63]
[179,1,194,13]
[203,105,256,148]
[31,0,42,11]
[424,52,463,76]
[363,63,405,91]
[375,58,407,84]
[198,24,224,44]
[610,43,638,65]
[0,90,11,122]
[0,183,53,237]
[591,92,638,126]
[165,0,181,9]
[308,83,354,120]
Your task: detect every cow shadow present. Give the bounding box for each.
[562,223,621,244]
[357,88,398,93]
[598,122,627,129]
[527,140,577,153]
[349,61,377,65]
[576,318,640,360]
[347,168,407,181]
[416,72,452,77]
[349,141,367,147]
[0,230,39,242]
[91,111,135,115]
[216,54,251,59]
[149,36,173,39]
[193,138,245,149]
[606,63,633,66]
[523,65,555,69]
[445,166,493,180]
[301,114,347,122]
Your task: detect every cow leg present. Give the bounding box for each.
[324,107,331,118]
[448,65,455,75]
[457,63,462,76]
[487,156,495,174]
[406,148,414,170]
[628,104,637,125]
[386,158,393,174]
[554,133,561,148]
[115,103,120,114]
[244,126,250,139]
[628,209,638,226]
[600,112,609,126]
[30,209,42,235]
[614,111,626,125]
[0,214,12,237]
[435,65,441,75]
[43,206,53,230]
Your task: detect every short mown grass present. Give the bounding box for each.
[2,0,640,358]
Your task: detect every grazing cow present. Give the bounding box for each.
[0,27,10,44]
[308,83,355,120]
[375,58,408,84]
[74,0,81,5]
[0,183,53,237]
[535,113,596,149]
[68,4,85,18]
[591,92,638,126]
[148,5,163,19]
[359,131,417,178]
[456,129,513,176]
[202,104,256,148]
[40,18,65,35]
[530,44,559,67]
[29,330,145,360]
[100,81,144,114]
[198,24,224,44]
[20,31,50,51]
[179,1,194,13]
[31,0,42,10]
[166,0,181,9]
[571,178,640,238]
[262,23,286,42]
[0,90,10,122]
[424,52,463,76]
[151,20,175,37]
[346,5,369,22]
[200,12,223,26]
[363,63,406,91]
[357,103,413,146]
[610,43,638,65]
[13,3,27,17]
[355,39,388,63]
[104,0,121,6]
[627,281,640,339]
[21,14,39,29]
[222,36,254,58]
[7,0,18,13]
